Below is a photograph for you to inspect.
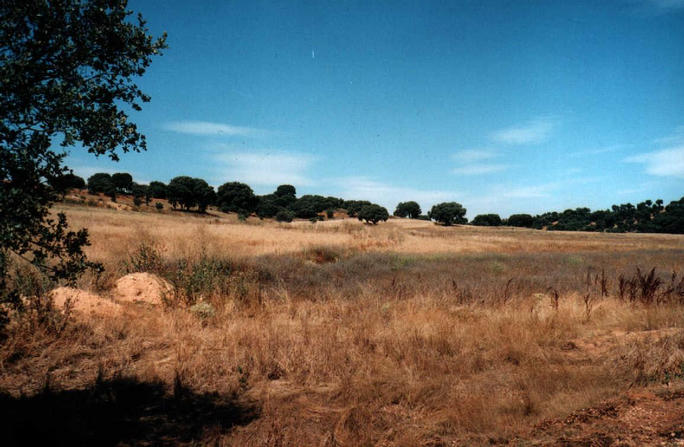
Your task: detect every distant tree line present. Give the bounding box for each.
[466,198,684,234]
[74,173,391,224]
[56,171,683,233]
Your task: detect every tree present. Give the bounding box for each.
[428,202,467,226]
[357,204,389,224]
[167,176,214,212]
[507,214,534,228]
[471,214,502,226]
[216,182,258,215]
[394,201,421,219]
[49,172,85,197]
[652,197,684,234]
[131,182,147,204]
[275,184,296,197]
[167,176,194,210]
[255,195,281,219]
[291,195,325,218]
[343,200,372,217]
[0,0,166,322]
[192,178,215,213]
[273,184,297,208]
[87,173,114,194]
[147,181,167,199]
[111,172,133,193]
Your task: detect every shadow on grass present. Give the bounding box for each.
[0,376,259,446]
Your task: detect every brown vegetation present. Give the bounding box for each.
[1,204,683,445]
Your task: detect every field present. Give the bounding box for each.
[2,204,684,446]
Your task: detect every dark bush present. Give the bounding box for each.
[275,210,294,222]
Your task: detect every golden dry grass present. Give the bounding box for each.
[2,204,684,445]
[58,203,683,262]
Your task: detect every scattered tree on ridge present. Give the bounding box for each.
[147,181,168,200]
[394,201,422,219]
[111,172,133,194]
[358,204,389,224]
[216,182,258,215]
[167,176,215,212]
[49,173,85,197]
[428,202,467,226]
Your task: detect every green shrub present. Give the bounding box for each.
[171,256,233,305]
[275,210,294,223]
[123,242,164,274]
[189,301,216,320]
[155,202,164,211]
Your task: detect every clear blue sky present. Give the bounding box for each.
[67,0,684,217]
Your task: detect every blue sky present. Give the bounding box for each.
[67,0,684,217]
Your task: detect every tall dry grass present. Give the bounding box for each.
[1,205,683,445]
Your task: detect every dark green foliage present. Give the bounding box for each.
[394,201,421,219]
[255,195,281,219]
[325,209,335,219]
[131,182,147,199]
[291,195,340,218]
[357,204,389,224]
[275,184,296,197]
[273,184,297,208]
[507,214,534,228]
[525,197,684,234]
[155,202,164,211]
[167,177,194,210]
[147,181,167,199]
[87,173,114,194]
[471,214,502,226]
[2,0,165,326]
[131,182,146,206]
[343,200,372,217]
[651,197,684,234]
[275,209,294,223]
[428,202,467,226]
[111,172,133,193]
[49,173,85,195]
[217,182,258,215]
[167,177,214,212]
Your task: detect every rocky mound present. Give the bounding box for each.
[50,287,122,317]
[112,273,173,305]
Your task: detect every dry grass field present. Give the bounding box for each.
[2,203,684,446]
